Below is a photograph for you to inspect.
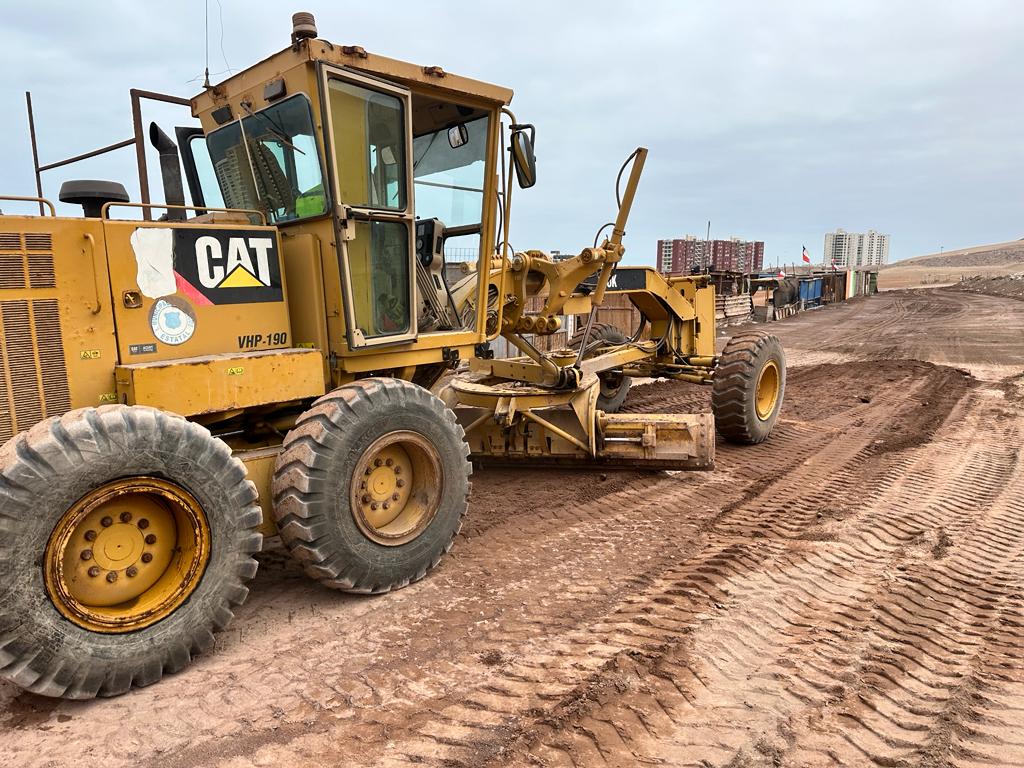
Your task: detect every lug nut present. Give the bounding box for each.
[374,458,383,467]
[383,502,391,511]
[101,516,113,527]
[141,553,153,563]
[364,467,372,476]
[138,518,149,530]
[360,481,366,490]
[84,530,97,542]
[126,566,138,578]
[362,494,371,504]
[396,479,405,488]
[370,503,378,511]
[120,511,132,523]
[80,549,93,561]
[145,534,156,545]
[385,458,394,467]
[87,566,100,577]
[106,571,118,583]
[394,467,402,475]
[392,493,400,501]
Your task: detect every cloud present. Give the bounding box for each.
[1,0,1022,264]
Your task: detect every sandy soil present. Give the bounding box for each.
[2,289,1024,768]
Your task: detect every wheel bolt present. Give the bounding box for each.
[87,566,100,578]
[106,571,118,583]
[394,467,402,475]
[392,493,400,501]
[145,534,156,545]
[101,516,113,527]
[370,503,378,511]
[138,518,149,530]
[374,458,383,467]
[126,566,138,578]
[120,511,132,523]
[383,502,391,510]
[385,458,394,467]
[396,479,405,488]
[84,530,97,542]
[361,494,371,504]
[141,553,153,563]
[80,549,93,561]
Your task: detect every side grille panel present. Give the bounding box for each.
[0,228,71,444]
[2,301,44,434]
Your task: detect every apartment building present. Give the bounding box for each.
[656,236,764,274]
[824,228,890,267]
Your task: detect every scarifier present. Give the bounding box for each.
[0,13,785,698]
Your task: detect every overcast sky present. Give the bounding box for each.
[2,1,1022,266]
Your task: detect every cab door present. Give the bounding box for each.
[319,65,417,349]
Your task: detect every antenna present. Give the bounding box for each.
[203,0,211,88]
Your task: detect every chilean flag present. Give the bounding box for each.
[802,245,811,264]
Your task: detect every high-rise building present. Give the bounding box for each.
[656,236,764,274]
[824,228,890,267]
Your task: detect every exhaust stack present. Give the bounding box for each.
[148,122,186,221]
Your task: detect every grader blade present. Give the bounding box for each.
[449,373,714,471]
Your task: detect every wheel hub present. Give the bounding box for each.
[351,431,442,546]
[44,478,209,633]
[755,360,781,421]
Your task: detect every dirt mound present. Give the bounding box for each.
[950,272,1024,301]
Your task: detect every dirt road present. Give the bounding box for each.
[2,289,1024,767]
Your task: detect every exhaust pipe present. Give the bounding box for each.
[148,122,186,221]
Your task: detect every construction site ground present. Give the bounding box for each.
[3,287,1024,768]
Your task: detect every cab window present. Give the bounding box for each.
[203,94,328,223]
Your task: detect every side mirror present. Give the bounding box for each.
[510,124,537,189]
[447,123,469,149]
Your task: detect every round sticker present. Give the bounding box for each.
[149,297,196,346]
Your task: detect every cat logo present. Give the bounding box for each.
[195,236,275,290]
[172,228,284,305]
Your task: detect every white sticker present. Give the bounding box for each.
[149,297,196,345]
[131,227,176,299]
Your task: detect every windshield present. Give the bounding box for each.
[202,94,328,223]
[412,116,488,262]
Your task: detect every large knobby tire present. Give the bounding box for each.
[569,322,633,413]
[272,378,471,594]
[0,405,262,699]
[712,331,786,444]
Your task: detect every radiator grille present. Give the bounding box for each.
[0,230,56,290]
[0,299,71,443]
[24,233,53,251]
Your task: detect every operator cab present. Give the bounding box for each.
[182,80,493,347]
[183,14,536,355]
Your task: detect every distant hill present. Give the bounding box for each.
[879,239,1024,290]
[889,239,1024,268]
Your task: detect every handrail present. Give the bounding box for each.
[0,195,56,216]
[99,201,268,226]
[83,233,102,314]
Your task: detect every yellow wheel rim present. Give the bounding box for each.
[350,431,442,547]
[44,478,210,634]
[755,359,781,421]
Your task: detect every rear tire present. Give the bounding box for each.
[712,331,786,444]
[272,378,471,594]
[0,406,262,699]
[569,322,633,413]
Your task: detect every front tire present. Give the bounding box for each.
[272,378,471,594]
[0,406,262,699]
[712,331,786,444]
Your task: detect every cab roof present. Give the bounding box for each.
[191,37,514,117]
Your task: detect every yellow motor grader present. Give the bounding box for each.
[0,13,784,698]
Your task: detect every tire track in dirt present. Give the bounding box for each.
[492,380,1024,768]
